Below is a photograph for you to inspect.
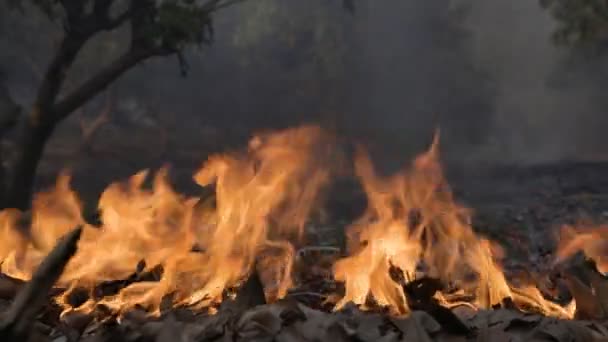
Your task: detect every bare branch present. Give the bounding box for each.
[208,0,249,13]
[32,33,88,126]
[52,46,172,121]
[78,87,114,155]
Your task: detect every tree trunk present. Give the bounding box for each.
[0,0,180,210]
[0,47,158,210]
[3,110,56,210]
[0,81,21,200]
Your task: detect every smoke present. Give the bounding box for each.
[344,0,495,171]
[458,0,608,163]
[2,0,608,193]
[348,0,608,167]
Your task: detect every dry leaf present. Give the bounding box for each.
[352,313,385,341]
[235,305,283,341]
[139,321,165,338]
[503,316,542,332]
[275,325,312,342]
[585,322,608,339]
[530,318,594,342]
[588,270,608,317]
[434,335,467,342]
[276,303,344,341]
[389,311,442,342]
[375,331,401,342]
[186,309,231,341]
[326,320,356,341]
[475,324,517,342]
[61,311,94,335]
[562,274,601,319]
[450,305,477,322]
[235,321,276,341]
[468,309,508,329]
[469,310,541,342]
[155,315,185,342]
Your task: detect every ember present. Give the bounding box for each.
[1,125,608,341]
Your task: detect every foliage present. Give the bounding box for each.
[130,0,217,53]
[156,2,214,47]
[8,0,223,61]
[1,0,222,98]
[541,0,608,46]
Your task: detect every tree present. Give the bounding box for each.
[540,0,608,47]
[1,0,245,210]
[0,72,21,197]
[0,73,21,134]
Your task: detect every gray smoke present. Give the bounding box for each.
[2,0,608,187]
[345,0,495,170]
[459,0,608,163]
[348,0,608,167]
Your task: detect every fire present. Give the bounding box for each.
[0,125,593,320]
[0,125,334,316]
[333,133,572,318]
[555,224,608,274]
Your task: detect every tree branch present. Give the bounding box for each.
[52,47,173,121]
[205,0,247,13]
[103,0,153,30]
[78,87,113,155]
[0,83,20,133]
[32,33,87,126]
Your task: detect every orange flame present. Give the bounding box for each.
[555,224,608,273]
[0,125,334,316]
[0,125,579,319]
[333,132,573,318]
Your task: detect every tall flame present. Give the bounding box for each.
[0,125,334,315]
[0,125,583,319]
[333,132,572,318]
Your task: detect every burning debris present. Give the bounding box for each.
[1,125,608,341]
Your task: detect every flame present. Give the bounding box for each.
[0,125,334,316]
[0,125,581,319]
[555,224,608,273]
[333,132,573,318]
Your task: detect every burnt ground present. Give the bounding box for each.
[452,161,608,251]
